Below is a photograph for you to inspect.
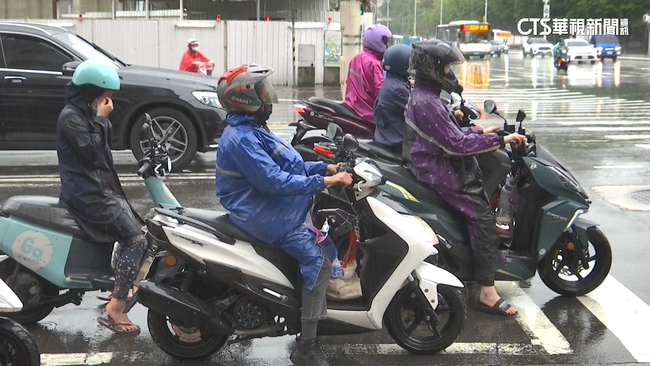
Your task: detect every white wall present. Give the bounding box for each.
[1,18,375,85]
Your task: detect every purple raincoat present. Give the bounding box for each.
[404,78,505,287]
[344,48,385,124]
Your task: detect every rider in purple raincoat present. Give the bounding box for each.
[402,40,527,317]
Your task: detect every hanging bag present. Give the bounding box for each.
[326,229,363,301]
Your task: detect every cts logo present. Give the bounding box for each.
[517,18,553,36]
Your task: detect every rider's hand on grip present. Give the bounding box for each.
[324,173,353,189]
[504,133,527,147]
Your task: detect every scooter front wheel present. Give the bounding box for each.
[0,318,40,366]
[384,284,467,355]
[538,227,612,296]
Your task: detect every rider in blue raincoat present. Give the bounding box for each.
[215,64,353,366]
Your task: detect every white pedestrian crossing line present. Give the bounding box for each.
[457,86,650,150]
[496,282,573,355]
[577,275,650,362]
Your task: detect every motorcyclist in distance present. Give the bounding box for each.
[215,64,353,366]
[344,24,393,124]
[403,40,527,317]
[553,41,568,69]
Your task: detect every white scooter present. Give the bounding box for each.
[127,124,468,361]
[0,262,41,366]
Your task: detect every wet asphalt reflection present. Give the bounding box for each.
[1,52,650,365]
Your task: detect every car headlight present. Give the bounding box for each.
[403,215,439,247]
[548,165,588,199]
[192,91,222,109]
[615,46,621,50]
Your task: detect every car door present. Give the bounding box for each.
[0,32,75,147]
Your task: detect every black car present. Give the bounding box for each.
[0,22,226,172]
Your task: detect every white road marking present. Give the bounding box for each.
[557,121,649,126]
[41,352,113,365]
[593,165,644,169]
[244,342,542,359]
[580,127,650,132]
[605,134,650,140]
[577,275,650,362]
[495,281,573,355]
[635,144,650,149]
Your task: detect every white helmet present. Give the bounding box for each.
[187,38,199,45]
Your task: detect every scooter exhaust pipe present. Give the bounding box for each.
[136,280,234,335]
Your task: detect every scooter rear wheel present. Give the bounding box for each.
[385,284,467,354]
[0,318,40,366]
[0,260,58,325]
[538,227,612,296]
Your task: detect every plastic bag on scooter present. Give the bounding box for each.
[326,229,362,301]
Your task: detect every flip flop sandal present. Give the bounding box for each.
[97,315,141,334]
[476,298,518,317]
[97,293,134,301]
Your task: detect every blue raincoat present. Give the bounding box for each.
[216,113,328,291]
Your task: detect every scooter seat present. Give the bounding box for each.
[362,141,402,164]
[307,97,369,124]
[0,196,85,237]
[181,208,304,291]
[181,208,269,246]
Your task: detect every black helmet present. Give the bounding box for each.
[408,39,465,91]
[382,44,412,77]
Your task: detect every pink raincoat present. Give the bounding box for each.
[344,49,385,124]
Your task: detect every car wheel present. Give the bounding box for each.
[612,56,617,62]
[130,107,198,173]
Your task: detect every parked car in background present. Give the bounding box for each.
[589,35,621,61]
[0,22,226,172]
[522,37,553,57]
[559,38,598,63]
[490,40,508,56]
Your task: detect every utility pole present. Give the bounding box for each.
[386,0,391,29]
[483,0,487,23]
[339,0,362,98]
[440,0,443,24]
[543,0,550,39]
[291,0,297,86]
[413,0,417,36]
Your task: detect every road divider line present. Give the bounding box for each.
[577,275,650,362]
[495,282,573,355]
[635,144,650,149]
[41,352,112,365]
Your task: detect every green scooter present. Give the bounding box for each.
[374,100,612,296]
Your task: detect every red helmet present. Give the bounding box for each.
[217,64,278,114]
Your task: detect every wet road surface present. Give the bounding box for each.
[1,52,650,365]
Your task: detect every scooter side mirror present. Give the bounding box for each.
[326,123,343,139]
[516,109,527,123]
[483,100,497,114]
[343,134,359,152]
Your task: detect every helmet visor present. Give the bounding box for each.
[444,45,466,65]
[255,77,278,105]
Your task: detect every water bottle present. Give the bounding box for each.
[110,241,121,271]
[495,175,516,236]
[332,258,344,278]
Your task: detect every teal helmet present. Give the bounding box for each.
[71,60,120,91]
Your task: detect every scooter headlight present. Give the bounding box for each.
[548,166,588,199]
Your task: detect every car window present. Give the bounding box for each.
[1,34,73,72]
[0,34,6,68]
